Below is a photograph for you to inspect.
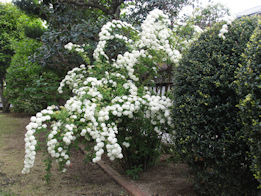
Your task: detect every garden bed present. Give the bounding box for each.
[102,156,195,195]
[0,112,195,195]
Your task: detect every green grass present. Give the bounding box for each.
[0,113,24,136]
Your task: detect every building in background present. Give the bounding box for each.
[237,5,261,18]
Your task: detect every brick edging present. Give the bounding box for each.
[78,145,151,196]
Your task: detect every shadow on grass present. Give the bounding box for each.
[0,190,17,196]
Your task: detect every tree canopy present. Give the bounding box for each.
[0,3,45,112]
[0,3,25,112]
[12,0,195,74]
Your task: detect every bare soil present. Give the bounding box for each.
[105,156,195,196]
[134,161,195,196]
[0,112,195,196]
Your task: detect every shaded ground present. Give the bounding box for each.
[135,161,195,196]
[106,156,195,196]
[0,113,127,196]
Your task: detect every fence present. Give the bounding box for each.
[150,66,173,96]
[150,82,173,96]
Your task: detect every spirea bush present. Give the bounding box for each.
[236,19,261,188]
[6,38,64,115]
[172,16,259,195]
[22,9,202,176]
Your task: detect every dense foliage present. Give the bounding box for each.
[9,0,199,117]
[0,3,24,112]
[0,3,45,113]
[14,0,196,74]
[172,16,259,195]
[5,38,64,115]
[123,0,193,25]
[236,20,261,188]
[180,3,231,29]
[13,0,113,74]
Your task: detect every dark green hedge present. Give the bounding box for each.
[172,16,259,195]
[236,19,261,188]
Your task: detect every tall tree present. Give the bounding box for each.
[13,0,122,73]
[180,3,231,29]
[13,0,195,74]
[123,0,194,25]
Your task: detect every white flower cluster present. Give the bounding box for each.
[64,42,85,52]
[22,9,175,174]
[184,25,204,48]
[58,64,87,94]
[22,107,54,174]
[94,20,136,61]
[138,9,181,64]
[218,24,229,39]
[94,9,182,65]
[193,25,203,34]
[218,17,235,39]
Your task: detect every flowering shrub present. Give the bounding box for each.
[22,9,202,176]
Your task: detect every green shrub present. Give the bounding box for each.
[6,38,65,115]
[236,19,261,188]
[24,22,46,39]
[172,16,259,195]
[117,111,162,178]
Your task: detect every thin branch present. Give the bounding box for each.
[111,0,125,18]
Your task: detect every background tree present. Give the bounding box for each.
[0,3,25,112]
[180,3,231,29]
[13,0,196,74]
[12,0,126,75]
[3,2,68,115]
[122,0,194,26]
[5,35,66,115]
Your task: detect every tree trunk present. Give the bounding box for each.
[0,78,10,113]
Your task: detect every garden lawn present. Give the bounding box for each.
[0,112,127,196]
